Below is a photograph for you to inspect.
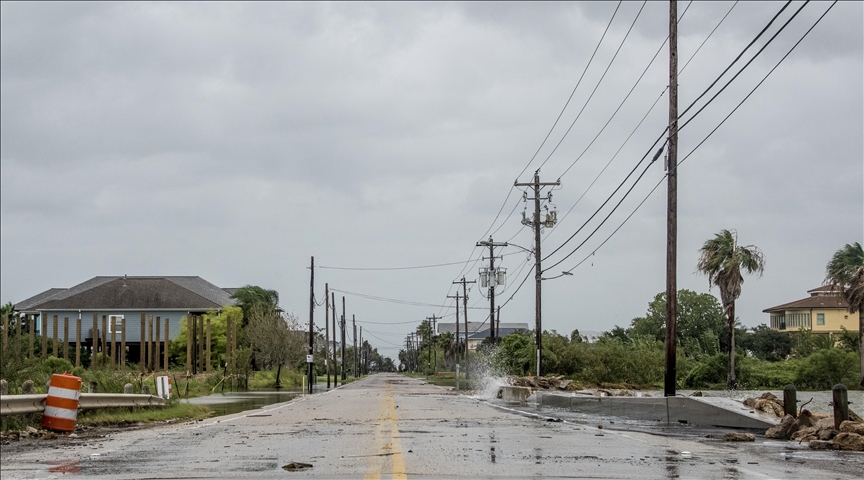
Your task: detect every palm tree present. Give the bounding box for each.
[824,242,864,388]
[697,229,765,390]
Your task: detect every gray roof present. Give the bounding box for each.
[15,288,66,311]
[437,322,529,335]
[467,327,528,340]
[18,276,237,311]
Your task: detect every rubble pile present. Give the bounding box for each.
[743,392,785,417]
[764,411,864,451]
[507,376,571,390]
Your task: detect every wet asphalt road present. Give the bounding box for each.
[1,373,862,479]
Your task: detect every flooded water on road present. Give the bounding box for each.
[183,387,325,417]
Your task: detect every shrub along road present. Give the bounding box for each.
[1,373,861,479]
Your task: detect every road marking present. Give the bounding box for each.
[364,383,407,480]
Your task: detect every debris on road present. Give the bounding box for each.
[724,433,755,442]
[282,462,313,471]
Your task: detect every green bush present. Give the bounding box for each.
[794,349,860,390]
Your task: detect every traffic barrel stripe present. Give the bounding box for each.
[41,373,82,432]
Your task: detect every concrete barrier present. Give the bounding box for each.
[500,386,532,404]
[534,392,779,429]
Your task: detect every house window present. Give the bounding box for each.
[817,313,825,325]
[107,315,125,333]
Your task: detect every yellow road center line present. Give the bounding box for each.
[364,383,407,480]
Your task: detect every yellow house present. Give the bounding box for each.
[764,285,860,334]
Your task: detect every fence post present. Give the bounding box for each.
[101,315,108,366]
[121,317,127,370]
[206,318,211,372]
[29,314,35,360]
[63,317,69,361]
[75,318,81,368]
[163,318,169,372]
[110,316,117,368]
[92,313,98,368]
[0,379,7,395]
[155,316,161,371]
[43,315,49,360]
[52,315,59,357]
[89,381,98,393]
[124,383,134,394]
[832,383,848,430]
[186,315,192,375]
[22,380,34,395]
[783,384,797,418]
[140,313,146,373]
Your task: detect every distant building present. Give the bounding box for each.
[578,330,602,343]
[763,285,859,334]
[15,276,238,361]
[437,321,530,351]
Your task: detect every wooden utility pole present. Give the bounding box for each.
[664,0,679,398]
[308,256,315,394]
[453,277,475,378]
[325,283,330,388]
[341,296,346,381]
[352,315,357,378]
[332,292,337,387]
[427,315,438,375]
[476,238,508,343]
[359,326,363,375]
[515,172,560,377]
[447,293,460,373]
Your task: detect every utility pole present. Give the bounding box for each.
[308,256,315,394]
[353,315,357,378]
[427,314,438,375]
[341,297,346,381]
[664,0,679,398]
[359,325,363,376]
[515,171,560,377]
[476,238,507,343]
[332,292,337,387]
[496,306,501,340]
[447,293,460,373]
[453,277,475,378]
[325,283,330,388]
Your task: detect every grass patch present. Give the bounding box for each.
[77,402,212,426]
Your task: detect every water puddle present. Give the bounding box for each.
[183,387,326,417]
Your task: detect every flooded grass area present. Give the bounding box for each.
[183,387,324,417]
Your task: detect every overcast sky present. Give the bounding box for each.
[2,1,862,361]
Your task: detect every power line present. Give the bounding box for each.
[556,0,692,179]
[517,1,622,178]
[550,1,837,277]
[679,0,837,168]
[546,0,727,242]
[677,0,793,122]
[534,1,648,174]
[320,258,482,271]
[331,288,486,310]
[679,1,738,74]
[540,0,808,266]
[678,0,809,131]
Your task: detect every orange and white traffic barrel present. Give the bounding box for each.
[41,373,82,432]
